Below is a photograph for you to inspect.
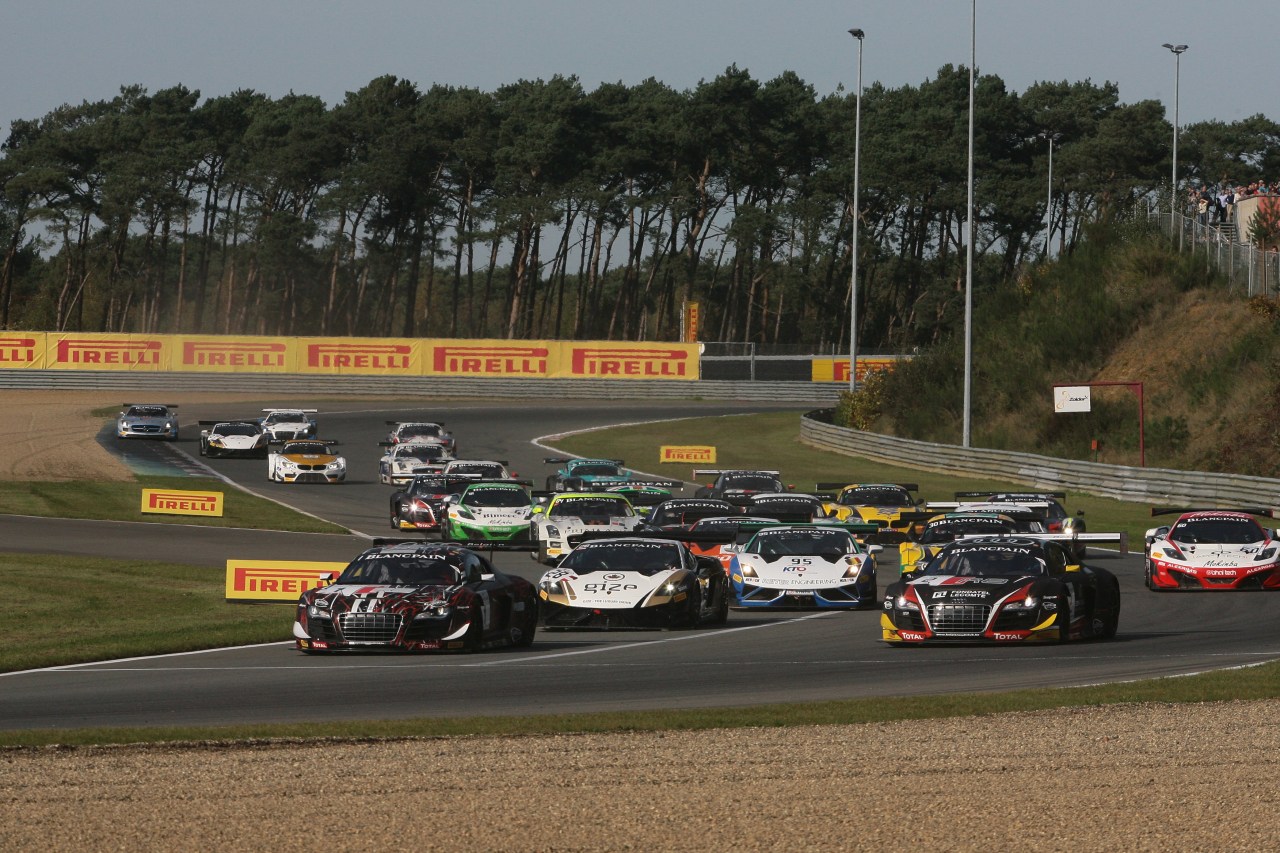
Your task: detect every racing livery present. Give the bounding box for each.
[530,492,646,565]
[1144,507,1280,590]
[693,469,790,506]
[544,457,631,492]
[536,536,729,629]
[818,482,921,527]
[643,498,739,531]
[379,441,453,485]
[390,473,469,533]
[294,541,537,652]
[267,439,346,483]
[442,480,535,544]
[116,403,179,440]
[746,492,831,524]
[726,524,880,608]
[258,408,317,441]
[881,536,1120,644]
[896,510,1045,576]
[199,420,269,458]
[604,483,674,508]
[443,459,515,481]
[385,420,455,454]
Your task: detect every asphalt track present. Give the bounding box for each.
[2,399,1278,732]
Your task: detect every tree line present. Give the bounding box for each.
[0,67,1276,348]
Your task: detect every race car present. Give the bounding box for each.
[294,540,538,652]
[939,492,1088,559]
[895,509,1048,576]
[530,492,647,565]
[881,535,1121,644]
[536,535,729,629]
[198,420,270,458]
[385,421,456,454]
[443,459,516,481]
[746,492,832,523]
[258,408,317,441]
[1144,507,1280,591]
[693,469,791,506]
[684,515,781,573]
[390,473,473,534]
[603,483,674,508]
[544,457,631,492]
[724,524,880,609]
[116,403,179,440]
[643,498,739,531]
[441,480,536,545]
[817,482,921,527]
[267,439,346,483]
[378,441,453,485]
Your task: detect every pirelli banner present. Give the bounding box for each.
[811,356,905,384]
[20,333,700,380]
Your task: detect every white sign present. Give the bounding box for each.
[1054,386,1091,413]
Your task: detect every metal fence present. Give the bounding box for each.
[1154,205,1280,297]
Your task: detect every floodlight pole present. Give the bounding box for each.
[962,0,975,447]
[1162,43,1188,248]
[848,27,865,392]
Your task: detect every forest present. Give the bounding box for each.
[0,66,1277,350]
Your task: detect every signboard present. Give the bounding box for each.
[225,560,347,603]
[141,488,224,517]
[811,357,903,383]
[1053,385,1092,413]
[682,302,700,342]
[660,445,716,464]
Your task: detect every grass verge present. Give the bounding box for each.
[0,476,347,533]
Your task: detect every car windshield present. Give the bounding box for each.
[572,463,622,477]
[1171,518,1264,545]
[841,487,911,506]
[449,463,505,478]
[749,529,853,557]
[409,478,451,494]
[660,505,730,525]
[336,556,461,586]
[396,445,445,461]
[560,542,682,574]
[127,406,168,417]
[920,517,1013,543]
[218,423,259,436]
[401,424,443,439]
[723,475,781,491]
[932,546,1046,577]
[263,412,303,424]
[549,496,631,518]
[285,442,329,455]
[464,487,531,508]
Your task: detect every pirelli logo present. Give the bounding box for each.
[183,340,287,368]
[225,561,347,603]
[432,345,549,375]
[306,342,412,370]
[0,336,37,365]
[56,338,162,366]
[141,488,224,517]
[660,445,716,464]
[570,346,691,378]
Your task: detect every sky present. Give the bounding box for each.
[2,1,1274,134]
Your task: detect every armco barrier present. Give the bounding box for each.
[800,412,1280,506]
[0,370,843,404]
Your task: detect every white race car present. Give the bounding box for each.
[259,408,317,441]
[385,421,456,454]
[723,524,880,608]
[378,442,453,485]
[1145,507,1280,591]
[199,420,269,458]
[267,439,347,484]
[530,492,646,565]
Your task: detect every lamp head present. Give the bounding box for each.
[848,28,865,40]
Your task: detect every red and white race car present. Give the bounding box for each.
[1144,507,1280,591]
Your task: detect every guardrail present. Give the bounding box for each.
[0,370,843,404]
[800,411,1280,506]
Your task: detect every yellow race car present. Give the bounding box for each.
[817,482,921,527]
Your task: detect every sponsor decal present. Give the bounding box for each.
[226,560,348,603]
[182,339,288,369]
[305,341,413,372]
[991,632,1027,641]
[568,345,694,379]
[660,445,716,464]
[0,335,39,366]
[431,344,549,376]
[141,488,224,517]
[582,581,639,594]
[54,337,162,368]
[898,630,928,641]
[811,357,902,383]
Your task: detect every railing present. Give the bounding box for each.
[800,411,1280,506]
[1154,203,1280,297]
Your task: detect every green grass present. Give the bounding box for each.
[0,476,347,533]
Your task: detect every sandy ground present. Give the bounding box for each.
[0,392,1273,851]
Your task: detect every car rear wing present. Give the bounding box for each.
[568,529,741,547]
[694,469,781,477]
[1151,506,1279,518]
[816,481,919,492]
[123,402,178,408]
[951,530,1130,554]
[385,420,445,426]
[928,500,1052,512]
[262,408,317,414]
[198,420,258,428]
[956,490,1066,500]
[543,456,625,465]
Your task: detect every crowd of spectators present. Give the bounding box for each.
[1189,181,1275,226]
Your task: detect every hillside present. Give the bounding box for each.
[865,225,1280,476]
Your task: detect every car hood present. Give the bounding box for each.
[734,553,868,586]
[541,568,685,609]
[306,584,454,610]
[906,574,1031,604]
[281,451,339,463]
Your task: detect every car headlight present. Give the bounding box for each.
[842,557,865,579]
[894,593,919,611]
[279,460,298,471]
[1255,548,1277,562]
[327,460,345,471]
[545,524,561,537]
[1003,595,1038,610]
[307,603,332,619]
[739,564,757,577]
[540,579,566,595]
[413,605,452,620]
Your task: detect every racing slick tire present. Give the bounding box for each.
[463,606,484,651]
[706,582,730,626]
[1057,595,1071,643]
[513,602,538,647]
[545,476,559,492]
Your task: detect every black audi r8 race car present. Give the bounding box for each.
[294,541,538,652]
[881,535,1120,644]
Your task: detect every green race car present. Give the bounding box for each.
[442,480,535,545]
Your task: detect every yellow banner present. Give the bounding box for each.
[811,357,903,383]
[175,335,293,372]
[0,333,45,368]
[294,336,422,375]
[46,333,171,370]
[225,560,347,603]
[661,445,716,464]
[557,342,700,380]
[425,338,551,377]
[682,302,700,342]
[141,488,224,517]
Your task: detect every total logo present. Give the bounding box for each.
[898,631,928,641]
